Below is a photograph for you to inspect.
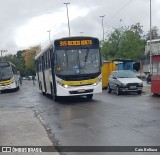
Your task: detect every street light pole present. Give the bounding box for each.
[64,3,71,36]
[149,0,152,73]
[47,30,51,43]
[100,15,105,42]
[0,50,7,61]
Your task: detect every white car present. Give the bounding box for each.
[108,70,143,95]
[22,77,27,80]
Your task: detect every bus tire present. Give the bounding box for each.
[53,95,58,102]
[40,82,45,95]
[51,83,58,102]
[86,94,93,100]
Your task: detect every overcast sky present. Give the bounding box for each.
[0,0,160,54]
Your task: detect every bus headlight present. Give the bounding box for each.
[93,82,99,86]
[57,80,70,88]
[63,84,69,88]
[93,77,101,86]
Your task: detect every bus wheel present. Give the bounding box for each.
[51,84,58,102]
[86,94,93,100]
[53,95,58,102]
[15,86,20,91]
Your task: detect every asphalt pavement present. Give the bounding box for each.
[0,80,156,155]
[0,82,60,155]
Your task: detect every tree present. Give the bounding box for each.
[145,26,160,40]
[130,22,143,35]
[100,23,145,61]
[119,30,144,60]
[101,27,124,60]
[22,45,41,75]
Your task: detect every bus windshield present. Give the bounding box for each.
[0,66,13,81]
[55,48,100,75]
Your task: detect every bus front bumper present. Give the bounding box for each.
[56,82,102,96]
[0,83,16,91]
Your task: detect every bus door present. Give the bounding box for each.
[50,49,57,95]
[36,59,40,88]
[42,55,47,93]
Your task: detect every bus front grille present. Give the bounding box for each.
[69,89,93,94]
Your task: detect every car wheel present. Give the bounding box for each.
[108,84,112,93]
[116,86,121,95]
[137,90,142,95]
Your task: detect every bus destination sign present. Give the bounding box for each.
[59,40,92,47]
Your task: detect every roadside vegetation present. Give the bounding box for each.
[100,22,160,61]
[3,45,40,77]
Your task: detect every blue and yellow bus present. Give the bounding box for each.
[0,61,19,92]
[35,36,102,101]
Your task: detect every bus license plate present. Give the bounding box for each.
[78,89,85,93]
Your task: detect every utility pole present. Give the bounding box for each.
[47,30,51,43]
[64,3,71,36]
[0,50,7,61]
[149,0,152,73]
[100,15,105,42]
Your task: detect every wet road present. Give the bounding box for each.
[0,81,160,155]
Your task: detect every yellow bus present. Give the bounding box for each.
[0,61,19,92]
[35,36,102,101]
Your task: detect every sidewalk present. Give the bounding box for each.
[0,108,60,155]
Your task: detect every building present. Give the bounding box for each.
[145,39,160,55]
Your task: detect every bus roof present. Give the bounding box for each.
[35,43,53,60]
[35,36,99,60]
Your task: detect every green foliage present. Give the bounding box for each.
[3,45,40,77]
[101,23,145,61]
[145,26,160,40]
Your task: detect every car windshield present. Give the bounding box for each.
[0,66,13,81]
[55,48,100,75]
[117,70,136,78]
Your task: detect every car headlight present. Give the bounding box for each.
[121,83,127,87]
[139,82,143,86]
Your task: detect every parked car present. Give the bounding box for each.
[146,73,152,83]
[108,70,143,95]
[22,77,27,80]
